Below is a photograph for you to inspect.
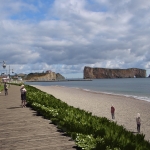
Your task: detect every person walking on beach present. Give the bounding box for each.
[4,82,8,96]
[136,113,141,133]
[111,105,115,119]
[20,85,27,107]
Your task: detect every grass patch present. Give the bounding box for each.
[0,83,4,92]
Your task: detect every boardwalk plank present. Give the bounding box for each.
[0,85,77,150]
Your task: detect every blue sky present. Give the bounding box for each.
[0,0,150,78]
[8,0,55,21]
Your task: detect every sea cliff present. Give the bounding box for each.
[84,66,146,79]
[26,72,65,81]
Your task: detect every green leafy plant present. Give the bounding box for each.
[23,85,150,150]
[0,84,4,92]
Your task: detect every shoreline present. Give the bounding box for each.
[25,79,92,82]
[25,78,150,103]
[31,85,150,142]
[71,86,150,103]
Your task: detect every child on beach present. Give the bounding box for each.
[111,105,115,119]
[20,85,27,107]
[136,113,141,133]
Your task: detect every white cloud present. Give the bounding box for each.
[0,0,150,78]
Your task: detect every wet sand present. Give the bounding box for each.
[32,85,150,142]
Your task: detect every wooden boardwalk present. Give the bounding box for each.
[0,85,77,150]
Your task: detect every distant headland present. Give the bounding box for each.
[25,71,65,81]
[84,66,146,79]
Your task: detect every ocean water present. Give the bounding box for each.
[25,78,150,102]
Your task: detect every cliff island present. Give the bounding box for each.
[84,66,146,79]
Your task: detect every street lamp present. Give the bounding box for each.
[8,65,14,78]
[0,61,6,76]
[0,61,14,82]
[0,61,6,69]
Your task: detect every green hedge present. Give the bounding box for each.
[25,85,150,150]
[0,84,4,92]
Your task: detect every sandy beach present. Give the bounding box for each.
[32,85,150,142]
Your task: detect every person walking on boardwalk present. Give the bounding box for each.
[20,84,27,107]
[4,82,8,96]
[136,113,141,133]
[111,105,115,119]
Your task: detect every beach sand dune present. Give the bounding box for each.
[32,85,150,142]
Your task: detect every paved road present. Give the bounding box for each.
[0,85,77,150]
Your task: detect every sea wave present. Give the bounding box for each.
[71,86,150,103]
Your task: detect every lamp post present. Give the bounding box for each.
[0,61,6,69]
[0,61,6,83]
[0,61,14,82]
[8,65,14,80]
[0,60,6,76]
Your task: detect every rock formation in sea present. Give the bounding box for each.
[84,66,146,79]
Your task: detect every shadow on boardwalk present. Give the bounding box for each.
[0,85,80,150]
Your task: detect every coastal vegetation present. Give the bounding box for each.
[17,84,150,150]
[0,83,3,92]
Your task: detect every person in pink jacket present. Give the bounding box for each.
[111,105,115,119]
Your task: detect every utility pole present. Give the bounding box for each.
[9,65,10,79]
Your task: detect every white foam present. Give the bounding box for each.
[68,86,150,103]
